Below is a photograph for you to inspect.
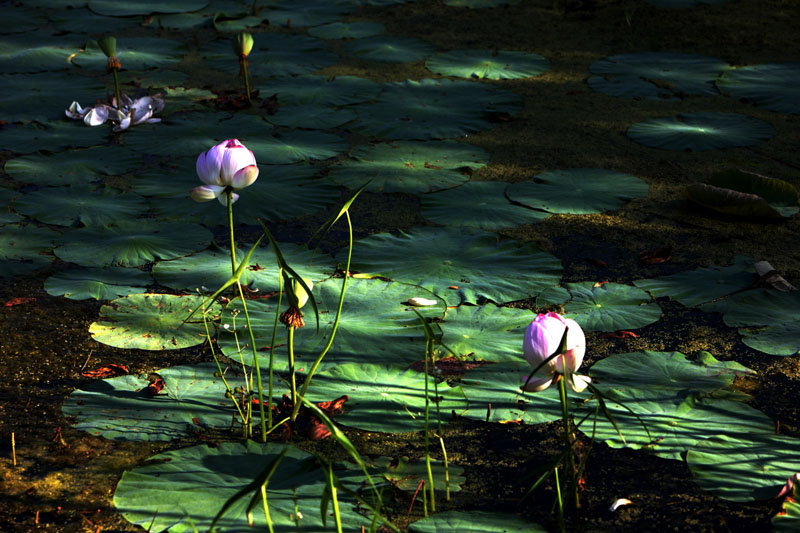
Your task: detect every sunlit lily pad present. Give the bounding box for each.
[344,226,562,305]
[4,146,143,186]
[252,129,348,164]
[627,112,775,151]
[588,52,729,100]
[303,362,468,432]
[684,169,800,218]
[440,304,535,362]
[716,63,800,114]
[687,434,800,501]
[422,181,550,228]
[45,266,152,300]
[426,49,550,80]
[348,78,523,139]
[329,140,489,193]
[506,168,649,214]
[308,21,386,39]
[562,282,661,332]
[114,441,366,531]
[0,34,78,73]
[89,293,219,350]
[410,510,545,533]
[258,74,381,106]
[344,36,435,63]
[71,37,186,70]
[62,363,232,441]
[88,0,209,16]
[13,186,148,227]
[55,221,213,267]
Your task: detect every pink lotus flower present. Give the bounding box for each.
[521,312,590,393]
[190,139,259,205]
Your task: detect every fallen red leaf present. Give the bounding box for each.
[448,285,459,290]
[593,281,609,287]
[307,420,331,440]
[145,377,165,397]
[317,395,349,416]
[4,297,36,307]
[82,364,129,378]
[639,246,672,265]
[600,330,639,339]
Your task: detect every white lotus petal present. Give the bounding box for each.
[609,498,633,512]
[406,297,438,307]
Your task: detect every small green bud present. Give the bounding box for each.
[97,36,117,58]
[289,277,313,309]
[232,33,254,58]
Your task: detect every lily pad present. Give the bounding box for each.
[113,441,366,531]
[683,169,800,218]
[4,146,143,186]
[562,282,661,332]
[422,181,550,228]
[256,2,353,28]
[588,52,729,100]
[303,362,468,432]
[266,104,357,129]
[344,36,435,63]
[633,255,757,307]
[505,168,649,214]
[627,112,775,151]
[348,78,523,140]
[0,120,110,153]
[250,129,348,164]
[1,72,106,123]
[687,434,800,501]
[88,0,209,16]
[439,304,535,362]
[0,223,59,260]
[71,37,186,70]
[720,289,800,356]
[329,140,489,193]
[13,186,148,227]
[308,21,386,39]
[257,74,382,106]
[62,363,233,441]
[55,221,213,267]
[0,189,22,225]
[460,360,572,424]
[426,49,551,80]
[343,226,562,305]
[370,455,465,493]
[89,293,219,350]
[716,63,800,114]
[410,511,545,533]
[0,34,79,73]
[45,267,152,300]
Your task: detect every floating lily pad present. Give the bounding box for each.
[62,363,233,441]
[0,223,59,260]
[266,104,357,129]
[1,73,106,122]
[344,36,435,63]
[4,146,143,186]
[258,74,381,106]
[50,7,146,33]
[0,189,22,225]
[440,304,534,362]
[219,279,446,373]
[45,266,152,300]
[0,34,79,73]
[55,221,213,267]
[308,21,386,39]
[422,181,550,228]
[329,140,489,193]
[303,362,468,432]
[720,289,800,356]
[344,227,562,305]
[684,169,800,218]
[633,255,757,307]
[410,511,545,533]
[257,2,353,28]
[687,434,800,501]
[89,293,219,350]
[88,0,209,16]
[160,86,216,113]
[426,49,550,80]
[0,256,54,278]
[588,52,729,100]
[348,78,523,139]
[716,63,800,114]
[2,7,48,34]
[370,456,465,493]
[627,112,775,151]
[114,441,366,531]
[71,37,186,70]
[153,242,333,293]
[505,168,649,214]
[460,360,572,424]
[0,120,110,153]
[13,186,148,227]
[251,129,348,164]
[562,282,661,332]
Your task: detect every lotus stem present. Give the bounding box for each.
[424,337,436,513]
[241,57,251,101]
[288,326,297,410]
[558,374,577,510]
[267,268,283,429]
[554,467,565,533]
[111,67,122,113]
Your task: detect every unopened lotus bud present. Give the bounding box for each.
[289,277,313,309]
[97,36,117,58]
[232,33,254,58]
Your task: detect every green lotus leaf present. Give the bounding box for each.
[160,87,216,113]
[684,169,800,218]
[0,189,22,225]
[0,34,80,73]
[257,74,381,106]
[1,73,106,122]
[627,112,775,151]
[71,37,186,70]
[588,52,729,100]
[426,49,550,80]
[562,281,661,332]
[721,289,800,327]
[5,146,143,186]
[303,362,468,433]
[88,0,209,16]
[3,7,48,34]
[49,7,145,33]
[505,168,649,214]
[739,321,800,356]
[440,304,535,362]
[370,456,465,493]
[687,434,800,501]
[409,510,545,532]
[13,186,148,227]
[0,256,54,278]
[55,221,213,267]
[0,223,59,260]
[265,104,357,129]
[344,227,562,305]
[62,363,234,441]
[250,129,348,164]
[113,441,366,531]
[344,36,435,63]
[422,181,550,228]
[89,293,220,350]
[308,21,386,39]
[255,2,353,28]
[45,266,152,300]
[0,120,110,153]
[716,63,800,114]
[329,140,489,193]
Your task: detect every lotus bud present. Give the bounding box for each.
[289,277,313,309]
[97,36,117,58]
[521,312,591,393]
[232,33,254,58]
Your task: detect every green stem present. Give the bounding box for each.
[241,58,251,101]
[227,190,237,276]
[288,326,296,409]
[558,375,576,511]
[554,467,565,533]
[267,268,283,429]
[111,67,122,112]
[424,337,436,513]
